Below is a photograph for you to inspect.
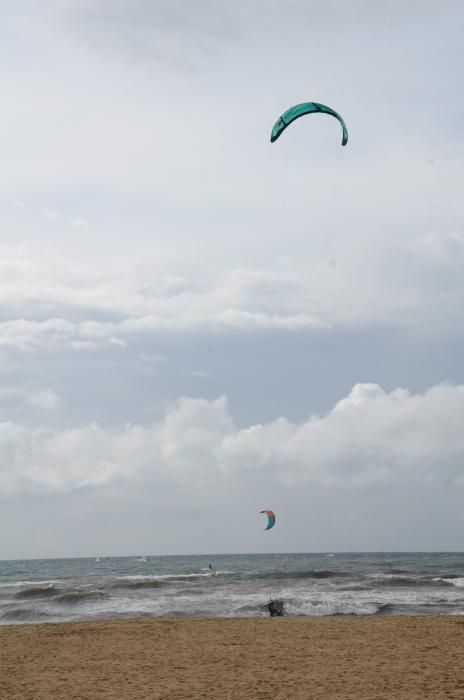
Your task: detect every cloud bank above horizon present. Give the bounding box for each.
[1,381,462,495]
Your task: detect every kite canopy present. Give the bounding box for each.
[260,509,276,530]
[270,102,348,146]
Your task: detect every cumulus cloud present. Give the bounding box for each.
[1,383,463,496]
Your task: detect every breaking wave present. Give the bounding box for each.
[15,585,60,599]
[253,569,347,581]
[56,590,109,605]
[120,580,163,590]
[438,577,464,588]
[372,576,454,588]
[0,580,61,589]
[1,607,54,622]
[114,571,223,588]
[284,598,389,616]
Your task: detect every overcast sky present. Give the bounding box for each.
[1,1,464,559]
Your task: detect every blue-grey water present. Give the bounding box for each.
[1,552,464,624]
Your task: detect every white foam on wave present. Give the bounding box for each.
[0,579,62,588]
[117,570,230,582]
[440,577,464,588]
[200,569,234,575]
[117,573,205,581]
[285,597,384,616]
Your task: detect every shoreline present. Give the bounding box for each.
[1,615,464,698]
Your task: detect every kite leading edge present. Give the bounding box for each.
[270,102,348,146]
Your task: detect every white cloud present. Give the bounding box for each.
[0,246,330,352]
[26,390,62,412]
[1,230,464,355]
[12,199,28,210]
[42,207,88,229]
[1,382,463,496]
[70,340,98,352]
[138,353,167,365]
[0,386,62,412]
[0,319,75,351]
[108,336,126,347]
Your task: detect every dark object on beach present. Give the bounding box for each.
[268,599,284,617]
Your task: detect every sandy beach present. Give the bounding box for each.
[1,616,464,699]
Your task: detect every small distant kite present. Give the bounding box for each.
[260,509,276,531]
[270,102,348,146]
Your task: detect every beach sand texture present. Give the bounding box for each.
[1,616,464,699]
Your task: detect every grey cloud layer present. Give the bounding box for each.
[1,226,464,354]
[1,0,463,350]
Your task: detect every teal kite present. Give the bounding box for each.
[270,102,348,146]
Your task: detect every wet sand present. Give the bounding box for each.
[1,616,464,699]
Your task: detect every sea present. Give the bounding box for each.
[1,552,464,625]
